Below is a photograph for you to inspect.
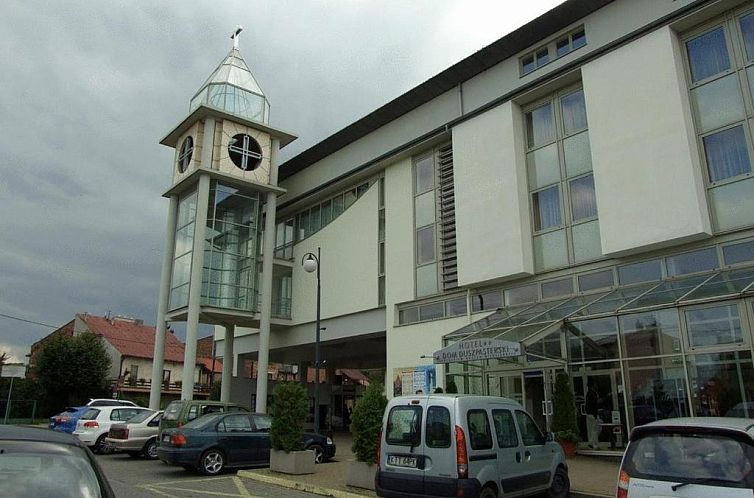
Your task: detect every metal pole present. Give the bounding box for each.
[4,377,14,424]
[314,247,321,435]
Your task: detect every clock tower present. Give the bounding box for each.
[149,28,296,410]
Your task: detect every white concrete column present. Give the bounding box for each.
[149,194,179,410]
[221,324,234,402]
[182,173,211,400]
[255,138,280,414]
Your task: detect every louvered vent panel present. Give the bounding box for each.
[438,144,457,290]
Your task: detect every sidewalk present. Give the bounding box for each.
[239,432,620,498]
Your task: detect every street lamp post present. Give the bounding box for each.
[302,247,321,434]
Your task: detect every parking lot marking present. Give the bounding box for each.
[232,476,256,498]
[138,484,181,498]
[138,476,259,498]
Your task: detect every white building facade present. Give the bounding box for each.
[159,0,754,448]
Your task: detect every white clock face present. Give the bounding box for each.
[228,134,262,171]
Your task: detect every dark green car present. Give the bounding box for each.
[159,400,249,437]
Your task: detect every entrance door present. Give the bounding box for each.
[523,369,563,432]
[575,370,624,449]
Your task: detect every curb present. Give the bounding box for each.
[238,470,611,498]
[238,470,373,498]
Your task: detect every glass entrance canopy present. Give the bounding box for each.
[444,267,754,353]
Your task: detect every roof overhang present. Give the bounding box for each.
[162,167,286,198]
[160,104,297,149]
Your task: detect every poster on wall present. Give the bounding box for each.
[392,365,436,396]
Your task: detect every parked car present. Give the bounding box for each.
[49,398,139,433]
[157,411,336,475]
[617,417,754,497]
[73,405,153,453]
[0,425,115,498]
[376,394,569,498]
[106,410,163,459]
[159,400,249,436]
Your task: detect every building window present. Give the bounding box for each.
[228,134,262,171]
[525,86,601,271]
[178,136,193,173]
[291,182,370,244]
[412,145,455,298]
[521,26,587,76]
[378,176,386,306]
[684,10,754,231]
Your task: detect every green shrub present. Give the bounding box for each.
[552,373,580,442]
[270,382,308,452]
[445,380,458,394]
[350,383,387,463]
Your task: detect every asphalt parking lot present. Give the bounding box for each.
[96,452,319,498]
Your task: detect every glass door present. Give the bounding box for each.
[523,368,564,432]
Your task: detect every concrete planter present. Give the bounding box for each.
[269,448,315,475]
[346,460,378,490]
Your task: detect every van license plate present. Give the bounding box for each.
[388,455,417,468]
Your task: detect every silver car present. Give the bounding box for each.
[617,417,754,497]
[106,410,163,459]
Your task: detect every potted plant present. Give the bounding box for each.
[269,382,315,474]
[346,382,387,490]
[446,379,458,394]
[551,372,580,458]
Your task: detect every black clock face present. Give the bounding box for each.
[178,136,194,173]
[228,133,262,171]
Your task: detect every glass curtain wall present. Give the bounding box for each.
[169,189,198,309]
[202,181,263,311]
[453,296,754,448]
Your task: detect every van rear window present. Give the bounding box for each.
[624,433,754,488]
[386,406,422,446]
[426,406,451,448]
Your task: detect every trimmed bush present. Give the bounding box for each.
[350,383,387,463]
[445,380,458,394]
[552,373,580,442]
[270,382,308,452]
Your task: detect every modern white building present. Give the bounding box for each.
[154,0,754,450]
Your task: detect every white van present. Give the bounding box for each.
[376,394,568,498]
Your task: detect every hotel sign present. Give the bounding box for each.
[433,339,522,364]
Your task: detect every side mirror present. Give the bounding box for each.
[545,432,555,442]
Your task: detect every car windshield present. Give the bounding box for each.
[625,432,754,487]
[163,401,184,421]
[184,412,224,429]
[0,440,103,498]
[80,409,100,421]
[125,410,155,424]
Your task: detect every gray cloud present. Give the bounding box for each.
[0,0,564,363]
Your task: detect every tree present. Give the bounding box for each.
[350,382,387,463]
[35,332,112,412]
[270,382,308,452]
[551,373,579,443]
[0,351,7,377]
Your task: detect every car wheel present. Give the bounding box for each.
[479,485,496,498]
[143,438,159,460]
[199,449,225,475]
[93,434,112,454]
[548,467,570,498]
[307,444,324,464]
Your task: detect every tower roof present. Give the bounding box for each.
[194,47,265,97]
[190,32,270,124]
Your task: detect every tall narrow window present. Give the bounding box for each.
[378,176,386,306]
[412,144,456,298]
[684,11,754,231]
[525,86,600,271]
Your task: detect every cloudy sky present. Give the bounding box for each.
[0,0,565,363]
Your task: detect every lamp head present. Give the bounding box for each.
[303,254,318,273]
